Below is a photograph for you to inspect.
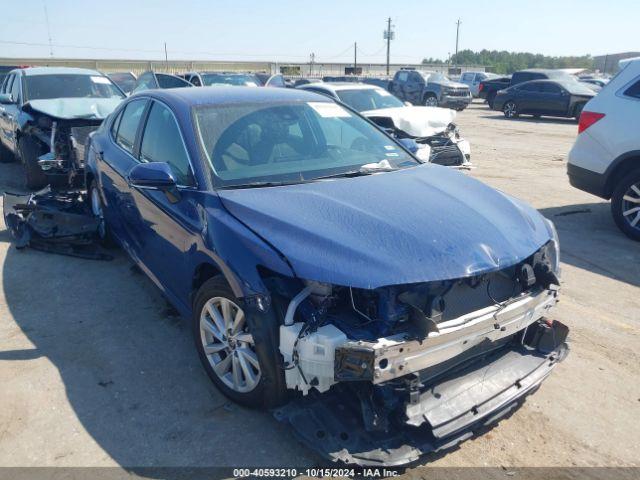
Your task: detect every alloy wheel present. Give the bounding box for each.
[90,187,107,239]
[622,182,640,231]
[199,297,261,393]
[425,96,438,107]
[504,102,517,118]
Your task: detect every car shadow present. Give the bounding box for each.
[0,164,318,471]
[539,202,640,288]
[479,114,577,125]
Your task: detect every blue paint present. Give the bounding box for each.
[88,87,552,320]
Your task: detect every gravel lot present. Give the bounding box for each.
[0,101,638,475]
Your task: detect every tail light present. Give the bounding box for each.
[578,111,605,134]
[479,83,484,92]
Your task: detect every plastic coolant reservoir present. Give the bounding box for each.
[279,323,348,395]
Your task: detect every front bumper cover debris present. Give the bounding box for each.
[3,190,112,260]
[275,323,569,467]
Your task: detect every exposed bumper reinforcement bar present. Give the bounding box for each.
[335,288,558,384]
[275,335,569,467]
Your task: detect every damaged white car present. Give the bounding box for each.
[297,82,472,168]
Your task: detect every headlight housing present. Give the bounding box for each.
[543,218,560,274]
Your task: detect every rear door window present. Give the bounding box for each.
[624,79,640,99]
[519,82,542,92]
[156,74,192,89]
[115,99,148,154]
[540,82,562,93]
[139,101,194,186]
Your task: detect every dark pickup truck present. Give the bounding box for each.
[478,76,511,108]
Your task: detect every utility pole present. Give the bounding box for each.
[164,42,168,67]
[310,52,315,76]
[354,42,357,75]
[454,19,461,65]
[384,17,395,76]
[42,0,53,57]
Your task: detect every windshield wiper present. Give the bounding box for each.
[312,161,398,181]
[218,180,304,189]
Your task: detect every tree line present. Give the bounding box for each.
[422,49,595,74]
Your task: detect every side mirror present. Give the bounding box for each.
[397,138,419,154]
[128,162,176,189]
[0,93,14,104]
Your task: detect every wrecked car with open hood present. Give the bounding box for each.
[297,82,471,168]
[77,87,567,466]
[0,67,125,189]
[1,67,125,257]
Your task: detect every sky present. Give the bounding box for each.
[0,0,637,64]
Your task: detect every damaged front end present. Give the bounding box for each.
[3,104,108,258]
[3,189,111,260]
[364,108,472,169]
[273,241,568,466]
[22,103,102,189]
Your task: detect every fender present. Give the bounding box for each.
[603,150,640,196]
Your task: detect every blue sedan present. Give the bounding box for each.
[86,87,566,462]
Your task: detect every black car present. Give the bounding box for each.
[131,71,193,93]
[492,79,595,120]
[478,76,511,108]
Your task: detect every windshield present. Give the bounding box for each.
[336,88,404,112]
[202,74,259,87]
[560,81,595,95]
[24,74,125,101]
[195,101,418,187]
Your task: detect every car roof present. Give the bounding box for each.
[302,82,379,92]
[131,86,332,109]
[18,66,104,77]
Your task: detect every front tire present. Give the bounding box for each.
[503,101,519,119]
[193,276,287,408]
[611,169,640,241]
[423,94,438,107]
[18,136,47,190]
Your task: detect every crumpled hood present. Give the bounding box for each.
[218,165,552,289]
[362,106,456,137]
[25,98,122,120]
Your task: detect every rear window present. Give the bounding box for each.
[202,74,259,87]
[156,74,192,89]
[624,79,640,99]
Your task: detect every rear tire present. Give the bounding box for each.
[89,180,114,246]
[611,169,640,241]
[18,136,47,190]
[193,276,288,409]
[487,92,496,109]
[503,101,519,119]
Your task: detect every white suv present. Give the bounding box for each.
[567,58,640,240]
